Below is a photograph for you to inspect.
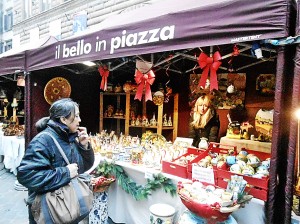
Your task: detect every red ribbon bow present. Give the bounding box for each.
[98,65,109,91]
[198,51,222,91]
[134,69,155,101]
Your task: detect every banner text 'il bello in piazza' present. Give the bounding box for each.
[54,25,175,59]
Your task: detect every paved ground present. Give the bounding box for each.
[0,162,117,224]
[0,162,28,224]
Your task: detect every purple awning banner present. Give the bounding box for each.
[0,36,58,75]
[0,52,25,75]
[12,0,293,72]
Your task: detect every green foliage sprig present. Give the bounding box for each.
[93,161,177,200]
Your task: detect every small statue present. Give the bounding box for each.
[150,113,157,126]
[167,116,172,126]
[131,118,136,126]
[107,105,114,117]
[163,114,168,126]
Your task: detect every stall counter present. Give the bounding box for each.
[220,136,271,153]
[107,160,266,224]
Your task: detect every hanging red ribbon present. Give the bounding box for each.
[198,51,222,91]
[134,69,155,102]
[98,65,109,91]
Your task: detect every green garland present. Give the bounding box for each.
[94,161,177,200]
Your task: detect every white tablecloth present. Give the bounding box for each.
[107,161,266,224]
[0,133,25,175]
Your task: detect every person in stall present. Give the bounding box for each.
[17,98,95,224]
[189,93,220,147]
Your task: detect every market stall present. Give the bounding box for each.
[0,0,297,222]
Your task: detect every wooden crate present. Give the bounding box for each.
[162,147,204,178]
[216,149,270,201]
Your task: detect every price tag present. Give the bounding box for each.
[192,164,215,184]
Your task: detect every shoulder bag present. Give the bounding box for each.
[31,132,93,224]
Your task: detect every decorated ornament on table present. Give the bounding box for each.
[247,155,261,168]
[240,122,254,140]
[227,84,235,94]
[198,137,209,149]
[134,60,155,102]
[241,165,255,176]
[198,50,222,91]
[236,150,248,162]
[230,163,242,174]
[98,65,110,91]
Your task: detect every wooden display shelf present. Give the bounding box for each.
[99,92,178,141]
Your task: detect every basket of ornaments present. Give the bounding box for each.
[177,175,252,223]
[91,176,116,192]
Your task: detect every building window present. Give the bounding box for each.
[41,0,52,12]
[0,42,3,54]
[4,10,13,31]
[24,0,33,19]
[5,40,12,51]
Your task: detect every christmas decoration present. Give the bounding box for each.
[93,161,177,200]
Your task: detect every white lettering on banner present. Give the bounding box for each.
[55,45,60,59]
[62,40,92,58]
[54,25,175,59]
[231,34,262,43]
[110,25,175,54]
[95,36,107,52]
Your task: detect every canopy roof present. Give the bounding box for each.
[7,0,294,72]
[0,36,58,76]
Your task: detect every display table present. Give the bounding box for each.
[0,132,25,175]
[220,136,271,153]
[107,160,266,224]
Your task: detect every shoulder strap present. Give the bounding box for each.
[42,132,70,165]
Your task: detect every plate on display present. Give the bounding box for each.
[44,77,71,105]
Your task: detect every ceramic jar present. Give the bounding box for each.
[198,137,209,149]
[149,203,175,224]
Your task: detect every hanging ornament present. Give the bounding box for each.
[98,65,109,91]
[134,69,155,102]
[153,91,164,106]
[232,44,240,56]
[198,51,222,91]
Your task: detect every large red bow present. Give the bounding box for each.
[134,69,155,101]
[198,51,222,91]
[98,65,109,91]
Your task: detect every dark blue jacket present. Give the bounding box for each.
[17,120,95,204]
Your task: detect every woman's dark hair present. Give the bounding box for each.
[49,98,79,122]
[35,98,79,132]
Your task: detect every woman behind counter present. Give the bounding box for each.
[190,94,220,147]
[17,98,95,224]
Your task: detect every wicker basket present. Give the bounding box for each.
[93,177,115,193]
